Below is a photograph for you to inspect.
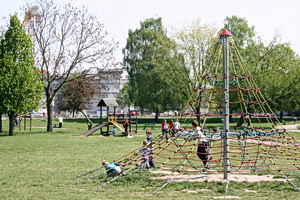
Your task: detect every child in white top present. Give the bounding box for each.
[191,120,211,172]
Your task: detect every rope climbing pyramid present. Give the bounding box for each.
[76,30,300,192]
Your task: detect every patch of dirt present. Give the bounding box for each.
[183,188,212,193]
[151,170,180,175]
[151,174,289,183]
[213,196,241,199]
[244,189,257,193]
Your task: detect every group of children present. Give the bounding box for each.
[161,119,181,140]
[102,119,211,176]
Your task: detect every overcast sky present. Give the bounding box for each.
[1,0,300,62]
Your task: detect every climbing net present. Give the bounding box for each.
[120,36,299,191]
[75,32,300,192]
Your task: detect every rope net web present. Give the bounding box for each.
[75,32,300,192]
[117,36,300,180]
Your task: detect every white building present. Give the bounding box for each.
[86,67,127,116]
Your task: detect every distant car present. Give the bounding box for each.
[129,112,137,116]
[31,113,43,118]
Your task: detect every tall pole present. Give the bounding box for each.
[220,29,231,180]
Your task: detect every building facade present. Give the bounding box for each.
[86,67,127,116]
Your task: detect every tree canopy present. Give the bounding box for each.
[224,15,300,119]
[0,15,43,135]
[26,0,118,131]
[123,18,190,120]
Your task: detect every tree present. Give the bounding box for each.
[26,0,117,132]
[247,41,300,120]
[0,15,43,136]
[58,73,97,129]
[224,16,300,121]
[174,19,218,122]
[224,16,255,49]
[123,18,190,120]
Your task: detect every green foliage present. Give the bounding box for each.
[224,16,255,49]
[123,18,190,116]
[248,42,300,113]
[174,19,218,119]
[0,15,43,135]
[224,16,300,114]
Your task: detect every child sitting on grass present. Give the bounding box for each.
[146,129,153,143]
[102,160,124,177]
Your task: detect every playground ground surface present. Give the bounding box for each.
[0,117,299,200]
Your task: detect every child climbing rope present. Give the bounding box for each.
[161,119,169,140]
[102,160,124,177]
[174,119,181,133]
[148,142,155,169]
[191,120,211,172]
[139,140,151,170]
[169,120,175,137]
[146,129,153,143]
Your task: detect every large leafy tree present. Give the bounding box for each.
[123,18,189,120]
[247,41,300,120]
[174,19,218,122]
[224,16,300,121]
[224,16,255,49]
[0,15,43,136]
[25,0,117,132]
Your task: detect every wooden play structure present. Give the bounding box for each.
[79,98,138,136]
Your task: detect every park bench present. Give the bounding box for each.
[143,122,156,130]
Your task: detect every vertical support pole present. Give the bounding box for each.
[129,109,132,133]
[30,114,32,131]
[136,116,138,134]
[107,106,109,134]
[113,106,116,121]
[24,115,26,131]
[19,116,21,131]
[220,29,231,180]
[100,106,103,134]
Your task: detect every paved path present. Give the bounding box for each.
[277,124,300,133]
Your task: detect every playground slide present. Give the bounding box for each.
[80,122,109,136]
[109,120,125,133]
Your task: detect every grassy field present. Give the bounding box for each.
[0,117,299,200]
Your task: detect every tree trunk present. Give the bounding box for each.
[154,111,159,122]
[196,115,201,125]
[46,100,53,132]
[196,105,201,124]
[280,110,284,122]
[0,114,2,133]
[229,109,233,123]
[80,110,93,130]
[72,110,75,118]
[236,116,243,127]
[8,112,15,136]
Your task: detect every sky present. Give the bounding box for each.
[1,0,300,62]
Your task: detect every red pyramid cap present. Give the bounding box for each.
[220,29,232,36]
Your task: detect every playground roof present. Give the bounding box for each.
[97,98,119,107]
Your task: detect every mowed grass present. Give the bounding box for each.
[0,118,300,200]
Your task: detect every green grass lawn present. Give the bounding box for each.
[0,118,299,200]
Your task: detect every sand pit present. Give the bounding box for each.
[150,172,288,183]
